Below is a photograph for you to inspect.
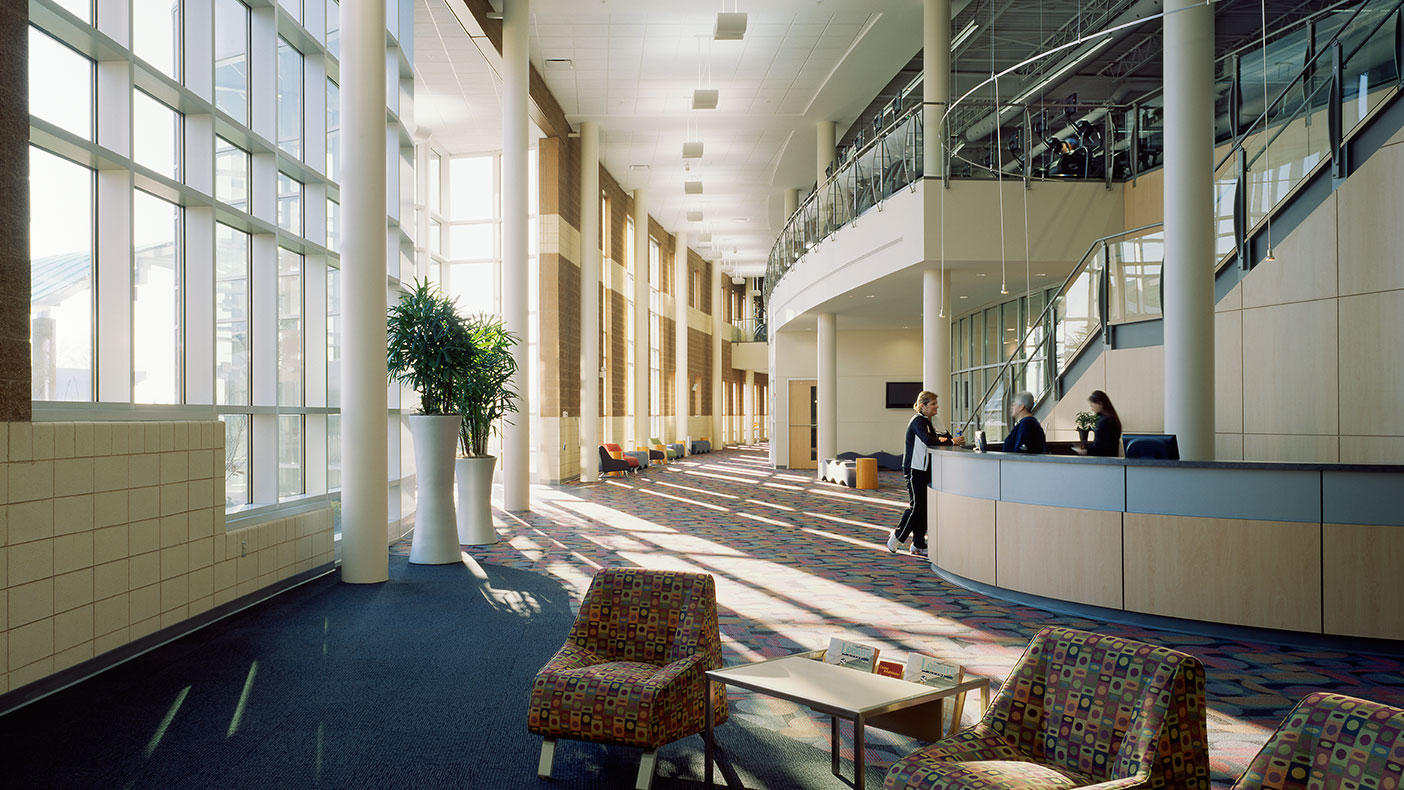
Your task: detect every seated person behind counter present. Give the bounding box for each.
[998,391,1046,453]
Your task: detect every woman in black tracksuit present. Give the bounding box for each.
[888,391,961,557]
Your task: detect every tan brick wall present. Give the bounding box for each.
[0,2,30,420]
[0,421,334,695]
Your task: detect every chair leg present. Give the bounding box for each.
[538,738,556,779]
[635,748,658,790]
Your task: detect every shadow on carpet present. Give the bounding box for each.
[0,556,883,789]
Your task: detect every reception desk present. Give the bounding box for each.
[925,448,1404,641]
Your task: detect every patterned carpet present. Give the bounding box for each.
[391,444,1404,788]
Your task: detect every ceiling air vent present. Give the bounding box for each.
[543,58,573,71]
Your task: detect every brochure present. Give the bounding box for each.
[825,637,880,671]
[904,654,961,688]
[875,660,905,679]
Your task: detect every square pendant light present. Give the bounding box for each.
[714,12,747,41]
[692,89,719,110]
[682,141,704,158]
[685,180,703,194]
[686,210,704,222]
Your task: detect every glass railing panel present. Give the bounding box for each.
[1136,96,1165,172]
[1213,158,1239,261]
[1055,257,1101,371]
[1237,25,1312,137]
[1108,230,1164,325]
[1341,6,1401,136]
[1243,57,1333,232]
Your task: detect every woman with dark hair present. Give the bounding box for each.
[1077,390,1123,457]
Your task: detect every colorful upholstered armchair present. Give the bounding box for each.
[650,437,681,461]
[1231,692,1404,789]
[528,568,729,790]
[885,627,1210,790]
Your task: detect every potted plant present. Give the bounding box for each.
[1075,411,1097,444]
[452,314,520,545]
[387,279,474,565]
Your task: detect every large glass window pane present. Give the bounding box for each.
[327,267,340,407]
[326,0,340,58]
[278,248,304,405]
[30,147,94,401]
[449,156,493,220]
[133,0,181,79]
[277,37,303,158]
[215,223,250,406]
[327,198,340,252]
[278,415,304,499]
[221,414,250,506]
[277,172,303,236]
[214,0,249,123]
[132,190,181,404]
[428,153,442,214]
[449,223,493,260]
[53,0,93,24]
[278,0,302,23]
[327,413,341,490]
[215,136,249,210]
[326,79,340,181]
[444,262,494,315]
[428,219,442,256]
[133,90,182,181]
[29,27,93,141]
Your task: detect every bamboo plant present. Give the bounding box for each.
[455,315,521,457]
[386,279,475,415]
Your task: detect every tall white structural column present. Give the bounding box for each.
[924,0,951,177]
[923,269,952,428]
[711,261,724,446]
[1162,0,1215,460]
[816,312,838,479]
[744,370,756,444]
[632,189,650,448]
[579,121,600,481]
[783,188,799,221]
[502,0,531,508]
[673,231,689,445]
[816,121,837,186]
[339,0,388,583]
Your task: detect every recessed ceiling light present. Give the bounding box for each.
[959,295,969,299]
[1036,272,1048,277]
[975,272,986,277]
[629,164,650,172]
[685,180,703,194]
[714,12,747,40]
[866,295,875,298]
[733,217,750,223]
[682,141,704,158]
[692,89,719,110]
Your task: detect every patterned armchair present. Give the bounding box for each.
[528,568,729,790]
[885,627,1210,790]
[1231,692,1404,789]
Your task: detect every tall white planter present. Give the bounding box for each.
[408,414,463,565]
[455,456,499,545]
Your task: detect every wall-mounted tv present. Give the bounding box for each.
[885,381,923,410]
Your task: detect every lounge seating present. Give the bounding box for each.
[624,449,650,468]
[603,443,642,471]
[822,458,857,487]
[651,438,681,461]
[691,438,712,454]
[667,441,687,459]
[647,444,667,463]
[528,568,728,790]
[837,450,903,471]
[1231,691,1404,789]
[885,626,1210,790]
[598,445,634,476]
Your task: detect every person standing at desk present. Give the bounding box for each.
[887,391,962,558]
[1001,391,1046,453]
[1075,390,1122,457]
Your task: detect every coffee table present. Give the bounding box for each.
[704,649,990,789]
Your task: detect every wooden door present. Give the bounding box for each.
[787,379,818,469]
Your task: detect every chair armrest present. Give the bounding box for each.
[1077,777,1151,790]
[650,652,707,687]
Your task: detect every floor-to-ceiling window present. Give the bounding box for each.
[624,216,636,450]
[27,0,418,527]
[648,237,662,440]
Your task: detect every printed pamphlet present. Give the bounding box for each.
[904,654,961,688]
[875,660,904,679]
[825,637,879,671]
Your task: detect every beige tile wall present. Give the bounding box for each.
[2,421,334,696]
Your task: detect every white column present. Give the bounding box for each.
[783,187,799,221]
[579,121,600,481]
[744,369,756,444]
[711,262,724,446]
[632,189,650,449]
[1162,0,1215,460]
[923,269,952,427]
[924,0,951,178]
[673,231,689,445]
[502,0,531,508]
[816,121,836,187]
[340,0,388,583]
[816,312,837,479]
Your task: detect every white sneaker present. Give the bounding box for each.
[911,546,929,558]
[886,531,903,553]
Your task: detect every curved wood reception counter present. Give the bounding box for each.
[924,448,1404,641]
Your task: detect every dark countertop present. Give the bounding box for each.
[930,446,1404,474]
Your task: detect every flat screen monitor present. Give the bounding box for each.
[1123,434,1180,460]
[885,381,923,410]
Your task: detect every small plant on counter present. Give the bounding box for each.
[1075,411,1097,432]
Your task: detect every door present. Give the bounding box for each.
[787,379,818,469]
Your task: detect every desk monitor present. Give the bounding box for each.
[1123,434,1180,460]
[975,430,989,453]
